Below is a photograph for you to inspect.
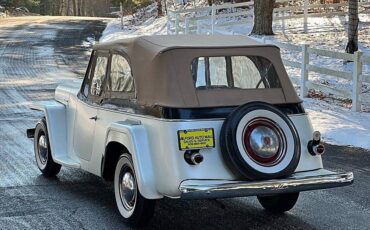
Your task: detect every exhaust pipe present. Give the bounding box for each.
[184,150,204,165]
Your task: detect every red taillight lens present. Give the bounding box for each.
[243,118,286,166]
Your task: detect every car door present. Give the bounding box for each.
[73,50,109,161]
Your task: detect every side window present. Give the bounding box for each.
[81,52,95,98]
[91,56,108,96]
[107,54,134,93]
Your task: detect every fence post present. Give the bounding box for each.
[282,10,285,34]
[175,14,179,34]
[300,44,309,99]
[197,20,201,34]
[211,4,216,34]
[185,17,189,34]
[262,36,267,44]
[352,51,363,112]
[166,12,171,34]
[304,0,308,33]
[120,2,124,30]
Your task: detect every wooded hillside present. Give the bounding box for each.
[39,0,112,17]
[0,0,151,17]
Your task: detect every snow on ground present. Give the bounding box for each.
[100,16,167,42]
[99,7,370,150]
[304,99,370,149]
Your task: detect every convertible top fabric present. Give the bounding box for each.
[93,35,301,108]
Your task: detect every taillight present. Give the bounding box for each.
[243,118,286,166]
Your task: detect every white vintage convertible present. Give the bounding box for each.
[27,35,353,226]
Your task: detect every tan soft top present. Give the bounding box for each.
[94,35,301,108]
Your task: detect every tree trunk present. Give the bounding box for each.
[251,0,275,35]
[14,0,21,7]
[77,0,81,16]
[346,0,359,54]
[72,0,77,16]
[164,0,167,15]
[157,0,163,16]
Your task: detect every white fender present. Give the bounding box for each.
[31,101,80,168]
[105,120,162,199]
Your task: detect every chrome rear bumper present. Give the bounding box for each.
[179,169,353,199]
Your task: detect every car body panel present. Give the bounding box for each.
[103,121,162,199]
[35,90,324,198]
[31,100,80,168]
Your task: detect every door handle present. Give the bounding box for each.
[89,115,98,121]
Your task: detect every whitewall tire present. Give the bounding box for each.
[34,118,61,177]
[114,153,155,227]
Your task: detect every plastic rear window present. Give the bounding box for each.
[191,56,281,89]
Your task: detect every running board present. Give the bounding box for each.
[53,155,80,168]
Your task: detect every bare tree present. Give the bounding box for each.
[164,0,167,14]
[72,0,77,16]
[346,0,359,54]
[251,0,275,35]
[156,0,163,16]
[38,0,112,17]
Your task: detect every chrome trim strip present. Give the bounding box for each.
[179,170,354,199]
[75,96,307,122]
[76,96,226,122]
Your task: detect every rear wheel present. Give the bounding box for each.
[114,153,155,227]
[34,118,61,177]
[257,192,299,213]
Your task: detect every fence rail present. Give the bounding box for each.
[262,38,370,112]
[167,0,370,35]
[167,1,254,35]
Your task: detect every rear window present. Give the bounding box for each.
[191,56,281,89]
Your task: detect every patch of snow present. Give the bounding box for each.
[100,16,167,42]
[82,36,96,48]
[305,98,370,150]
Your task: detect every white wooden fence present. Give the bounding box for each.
[167,0,370,35]
[167,1,254,35]
[275,0,370,33]
[110,3,124,29]
[261,38,370,112]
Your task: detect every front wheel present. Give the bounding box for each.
[257,192,299,213]
[114,154,155,227]
[34,118,61,177]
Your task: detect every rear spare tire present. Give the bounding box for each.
[220,102,300,180]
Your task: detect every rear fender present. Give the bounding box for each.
[105,120,162,199]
